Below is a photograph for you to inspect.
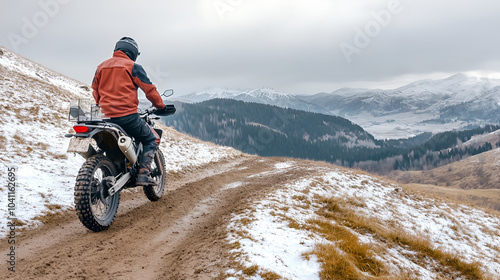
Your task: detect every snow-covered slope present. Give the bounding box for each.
[175,87,329,114]
[0,47,241,237]
[301,74,500,139]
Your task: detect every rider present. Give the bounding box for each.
[91,37,169,186]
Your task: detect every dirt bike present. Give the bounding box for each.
[65,90,176,232]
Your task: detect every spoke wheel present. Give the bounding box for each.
[75,154,120,232]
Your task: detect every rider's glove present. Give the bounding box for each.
[154,104,176,116]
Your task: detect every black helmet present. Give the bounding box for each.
[114,37,140,61]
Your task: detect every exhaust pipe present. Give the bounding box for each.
[117,136,137,164]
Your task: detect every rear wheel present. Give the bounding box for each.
[143,149,166,201]
[74,154,120,232]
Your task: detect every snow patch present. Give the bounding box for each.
[221,181,245,191]
[274,162,294,169]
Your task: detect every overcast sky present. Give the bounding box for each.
[2,0,500,95]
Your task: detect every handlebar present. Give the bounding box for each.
[139,89,176,117]
[145,107,157,115]
[147,108,161,120]
[140,104,176,118]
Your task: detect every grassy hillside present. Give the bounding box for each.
[389,148,500,211]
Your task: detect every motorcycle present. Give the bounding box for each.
[65,90,176,232]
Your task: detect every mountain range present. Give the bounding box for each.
[176,74,500,139]
[175,87,329,114]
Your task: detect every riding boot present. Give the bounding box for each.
[136,150,157,186]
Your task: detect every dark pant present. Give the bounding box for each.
[108,113,157,170]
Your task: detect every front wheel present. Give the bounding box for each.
[143,149,166,201]
[74,154,120,232]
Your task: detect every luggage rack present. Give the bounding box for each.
[68,99,105,122]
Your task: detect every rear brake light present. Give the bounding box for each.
[73,126,90,133]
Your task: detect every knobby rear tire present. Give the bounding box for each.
[143,149,166,201]
[74,154,120,232]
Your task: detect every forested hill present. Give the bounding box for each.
[160,99,500,172]
[162,99,377,161]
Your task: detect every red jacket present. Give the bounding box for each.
[92,51,165,118]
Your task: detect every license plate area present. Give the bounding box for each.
[67,137,93,154]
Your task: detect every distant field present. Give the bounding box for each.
[401,183,500,212]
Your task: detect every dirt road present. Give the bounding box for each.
[0,155,315,280]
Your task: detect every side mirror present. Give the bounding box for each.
[162,89,174,98]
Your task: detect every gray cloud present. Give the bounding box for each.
[2,0,500,95]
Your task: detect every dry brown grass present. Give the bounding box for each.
[306,243,360,279]
[259,270,282,280]
[48,151,68,160]
[0,134,6,150]
[13,219,27,227]
[307,243,412,280]
[281,196,389,279]
[384,228,484,279]
[307,218,386,277]
[241,265,259,276]
[302,195,487,280]
[44,204,63,211]
[12,133,25,145]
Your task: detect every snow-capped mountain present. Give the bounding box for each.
[307,73,500,114]
[300,74,500,139]
[175,87,329,114]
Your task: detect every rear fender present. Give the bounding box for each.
[92,130,126,166]
[68,126,126,167]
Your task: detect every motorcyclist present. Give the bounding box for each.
[91,37,170,186]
